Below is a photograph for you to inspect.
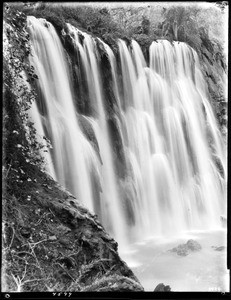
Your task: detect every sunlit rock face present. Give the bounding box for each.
[27,16,226,247]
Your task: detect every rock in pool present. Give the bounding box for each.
[154,283,171,292]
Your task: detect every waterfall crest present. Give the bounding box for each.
[27,17,226,245]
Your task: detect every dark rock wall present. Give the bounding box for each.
[198,37,227,138]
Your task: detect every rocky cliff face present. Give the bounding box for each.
[2,164,144,292]
[199,34,227,139]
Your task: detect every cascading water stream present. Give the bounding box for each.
[27,16,99,212]
[115,39,226,238]
[64,24,127,244]
[26,16,226,247]
[27,98,57,179]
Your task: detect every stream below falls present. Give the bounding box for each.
[120,229,229,292]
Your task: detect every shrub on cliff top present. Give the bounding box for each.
[14,2,125,39]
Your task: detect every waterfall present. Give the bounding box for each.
[116,39,226,238]
[27,16,99,213]
[27,16,226,245]
[65,23,127,242]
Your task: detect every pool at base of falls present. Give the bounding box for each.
[119,229,229,292]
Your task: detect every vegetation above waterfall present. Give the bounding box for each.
[7,2,227,53]
[6,2,227,133]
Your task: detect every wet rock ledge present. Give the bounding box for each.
[2,164,144,292]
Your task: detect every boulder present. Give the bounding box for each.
[170,239,202,256]
[154,283,171,292]
[171,244,189,256]
[108,115,127,178]
[212,246,225,252]
[186,239,202,251]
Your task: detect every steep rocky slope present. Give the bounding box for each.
[2,164,144,292]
